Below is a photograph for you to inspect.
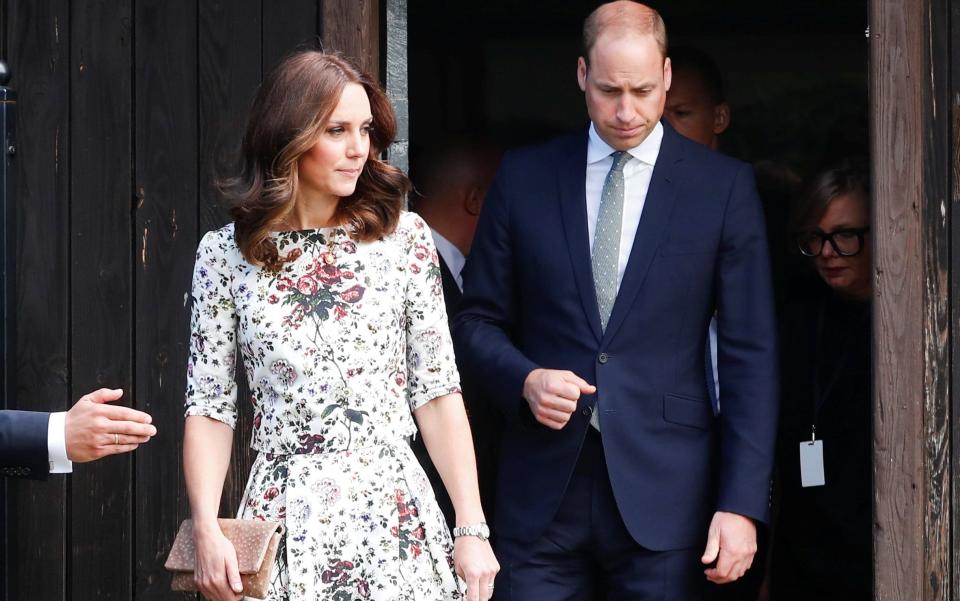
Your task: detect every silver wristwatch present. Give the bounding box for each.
[452,522,490,541]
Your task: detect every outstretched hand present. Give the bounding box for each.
[701,511,757,584]
[64,388,156,462]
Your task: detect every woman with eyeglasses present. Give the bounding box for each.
[767,163,872,601]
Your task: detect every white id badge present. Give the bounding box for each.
[799,440,825,487]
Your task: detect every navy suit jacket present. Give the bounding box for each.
[453,122,779,554]
[0,410,51,479]
[414,253,501,530]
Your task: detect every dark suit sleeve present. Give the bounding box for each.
[0,410,52,480]
[715,164,780,523]
[453,162,540,425]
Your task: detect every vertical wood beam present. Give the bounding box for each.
[922,0,952,597]
[6,1,70,598]
[69,1,134,599]
[871,0,923,597]
[872,0,951,597]
[949,0,960,598]
[132,1,197,599]
[321,0,380,82]
[261,0,318,75]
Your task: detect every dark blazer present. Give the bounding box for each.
[0,410,51,479]
[772,286,872,599]
[453,122,779,555]
[412,252,500,530]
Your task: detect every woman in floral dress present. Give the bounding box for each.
[182,50,499,601]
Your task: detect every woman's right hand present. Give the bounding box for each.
[193,522,244,601]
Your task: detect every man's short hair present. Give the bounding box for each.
[669,46,726,105]
[582,1,668,66]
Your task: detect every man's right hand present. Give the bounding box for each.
[522,369,596,430]
[64,388,156,462]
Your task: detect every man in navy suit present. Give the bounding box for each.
[1,388,156,479]
[453,2,778,599]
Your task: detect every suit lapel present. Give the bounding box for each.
[557,130,604,343]
[602,124,684,343]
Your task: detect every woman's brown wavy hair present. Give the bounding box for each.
[223,49,410,270]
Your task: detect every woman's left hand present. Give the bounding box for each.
[453,536,500,601]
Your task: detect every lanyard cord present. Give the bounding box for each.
[811,295,862,439]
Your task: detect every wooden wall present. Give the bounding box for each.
[0,1,384,599]
[871,0,953,598]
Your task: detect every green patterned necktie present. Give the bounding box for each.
[590,150,630,431]
[592,151,631,331]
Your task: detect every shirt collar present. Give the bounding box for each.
[429,227,465,288]
[587,120,664,167]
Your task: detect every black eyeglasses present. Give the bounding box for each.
[796,227,870,257]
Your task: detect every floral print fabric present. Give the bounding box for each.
[186,212,464,600]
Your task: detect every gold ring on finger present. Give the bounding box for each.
[114,433,120,445]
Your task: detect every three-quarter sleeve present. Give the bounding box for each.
[402,214,461,411]
[185,229,239,428]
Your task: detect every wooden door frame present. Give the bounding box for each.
[871,0,954,598]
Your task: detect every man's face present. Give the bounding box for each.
[664,68,729,149]
[578,32,671,151]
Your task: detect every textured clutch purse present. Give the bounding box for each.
[164,518,284,600]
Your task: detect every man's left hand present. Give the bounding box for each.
[700,511,757,584]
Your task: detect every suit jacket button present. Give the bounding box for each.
[598,352,608,364]
[582,406,593,416]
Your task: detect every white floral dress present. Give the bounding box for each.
[185,212,465,601]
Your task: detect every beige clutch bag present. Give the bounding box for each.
[164,518,284,600]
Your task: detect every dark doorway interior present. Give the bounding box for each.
[409,0,868,183]
[408,1,872,599]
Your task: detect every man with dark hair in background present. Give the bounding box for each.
[411,141,502,531]
[664,46,731,151]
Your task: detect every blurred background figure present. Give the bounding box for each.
[411,139,502,531]
[771,162,872,601]
[664,46,730,150]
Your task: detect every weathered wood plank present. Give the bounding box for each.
[950,0,960,597]
[5,1,70,599]
[920,0,951,597]
[322,0,380,81]
[871,0,926,599]
[198,0,260,519]
[133,1,198,598]
[68,1,134,599]
[262,0,319,76]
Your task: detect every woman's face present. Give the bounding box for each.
[811,193,872,300]
[297,82,372,205]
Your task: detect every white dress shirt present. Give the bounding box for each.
[586,121,664,288]
[430,228,466,292]
[585,123,721,416]
[709,317,720,403]
[47,411,72,473]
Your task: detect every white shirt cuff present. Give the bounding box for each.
[47,411,73,473]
